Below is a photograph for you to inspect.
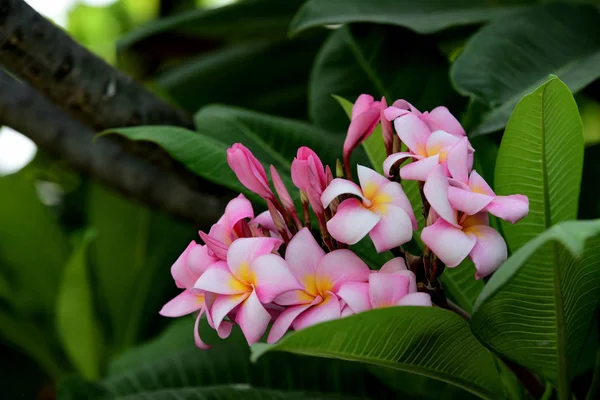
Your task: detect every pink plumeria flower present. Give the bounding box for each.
[321,165,417,252]
[267,228,371,344]
[291,147,328,216]
[227,143,275,201]
[422,211,507,279]
[199,194,254,259]
[448,170,529,224]
[338,258,432,314]
[159,242,219,349]
[385,100,465,138]
[343,95,382,167]
[194,237,300,345]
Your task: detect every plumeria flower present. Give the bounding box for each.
[422,210,507,279]
[199,194,254,259]
[267,228,371,344]
[385,100,465,138]
[159,241,219,349]
[338,258,432,313]
[448,170,529,223]
[194,237,300,345]
[321,165,417,252]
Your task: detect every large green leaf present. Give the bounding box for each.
[472,77,589,397]
[88,183,192,353]
[310,24,458,133]
[451,4,600,135]
[94,318,393,399]
[193,105,348,170]
[252,307,516,399]
[472,221,600,398]
[56,230,103,380]
[289,0,534,36]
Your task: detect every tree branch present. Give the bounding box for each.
[0,0,192,131]
[0,69,228,226]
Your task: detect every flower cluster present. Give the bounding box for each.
[160,94,528,348]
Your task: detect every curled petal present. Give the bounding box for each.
[448,186,494,216]
[485,195,529,224]
[466,225,508,279]
[421,218,476,268]
[210,293,248,338]
[292,293,341,331]
[344,108,381,156]
[321,178,364,208]
[369,273,411,308]
[193,310,211,350]
[194,262,249,295]
[227,237,282,283]
[267,299,319,344]
[171,241,200,289]
[394,270,418,293]
[424,165,459,227]
[273,289,314,306]
[383,106,410,121]
[383,152,420,178]
[222,194,254,231]
[397,292,432,306]
[159,290,203,317]
[235,290,272,345]
[187,244,218,278]
[400,155,439,181]
[357,165,389,193]
[250,211,277,234]
[199,231,229,260]
[317,249,371,293]
[252,254,301,303]
[446,138,471,184]
[379,257,408,273]
[395,114,430,157]
[338,281,370,314]
[468,170,495,196]
[369,205,413,252]
[426,106,465,137]
[379,181,417,230]
[326,198,380,245]
[285,228,325,281]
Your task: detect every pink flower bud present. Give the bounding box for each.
[227,143,274,200]
[291,147,327,214]
[380,97,394,156]
[343,95,381,177]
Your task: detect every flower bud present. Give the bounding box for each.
[227,143,274,200]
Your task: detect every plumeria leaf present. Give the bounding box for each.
[252,307,517,399]
[472,77,594,397]
[451,4,600,135]
[56,229,103,380]
[289,0,534,36]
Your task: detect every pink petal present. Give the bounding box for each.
[317,249,371,293]
[270,165,296,214]
[397,292,432,306]
[424,165,459,227]
[383,152,420,178]
[466,225,508,279]
[227,237,282,283]
[395,114,431,157]
[425,130,460,157]
[447,186,494,216]
[344,108,380,155]
[285,227,325,282]
[379,257,408,273]
[379,181,418,229]
[383,106,410,121]
[369,273,411,309]
[341,305,355,317]
[227,144,273,200]
[485,195,529,224]
[187,244,218,277]
[204,293,234,339]
[292,293,342,331]
[369,205,413,252]
[194,262,249,295]
[337,282,370,313]
[171,241,199,289]
[326,198,380,245]
[193,310,211,350]
[222,193,254,231]
[273,289,314,306]
[352,94,375,118]
[267,300,318,344]
[321,178,364,208]
[199,231,229,260]
[357,165,389,191]
[250,210,277,233]
[159,290,203,317]
[394,270,418,293]
[210,293,248,338]
[235,290,272,345]
[426,106,465,137]
[252,254,301,303]
[468,170,495,196]
[380,97,394,154]
[400,155,440,181]
[446,138,471,184]
[421,218,476,268]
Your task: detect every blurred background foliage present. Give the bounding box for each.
[1,0,600,399]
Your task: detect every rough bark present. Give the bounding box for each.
[0,0,192,131]
[0,70,227,226]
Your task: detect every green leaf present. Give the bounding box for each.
[88,183,193,353]
[310,24,458,133]
[290,0,534,36]
[56,230,103,380]
[472,77,590,397]
[472,220,600,397]
[451,4,600,135]
[194,105,349,171]
[252,307,514,399]
[98,318,393,399]
[440,259,484,314]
